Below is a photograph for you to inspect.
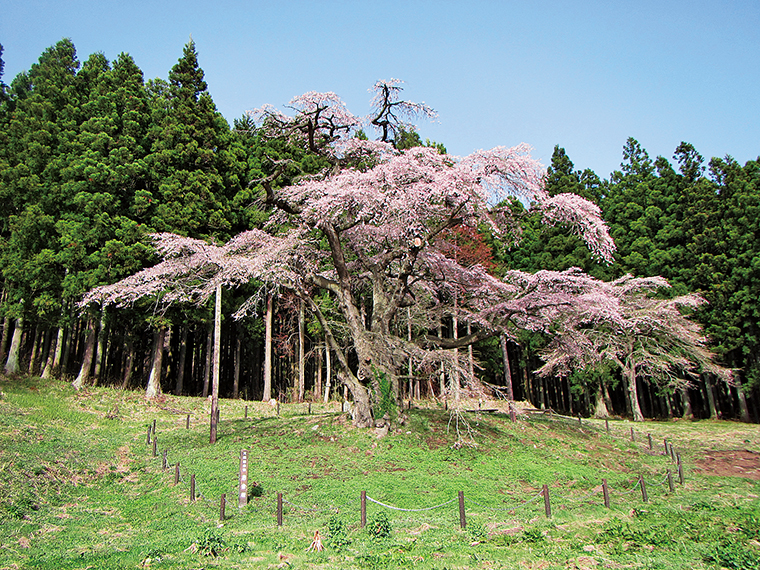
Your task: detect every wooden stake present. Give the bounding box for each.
[360,491,366,528]
[190,474,196,502]
[458,491,466,529]
[220,493,226,521]
[277,493,283,526]
[543,484,551,518]
[602,479,610,508]
[639,475,648,503]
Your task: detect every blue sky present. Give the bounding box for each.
[2,0,758,178]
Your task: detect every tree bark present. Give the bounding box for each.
[735,374,751,423]
[93,313,107,384]
[202,321,212,398]
[625,361,644,422]
[210,284,221,444]
[298,298,305,401]
[175,326,188,395]
[703,374,718,419]
[323,345,331,404]
[4,317,23,375]
[263,294,273,402]
[593,382,610,418]
[232,326,241,399]
[72,316,97,390]
[146,327,166,399]
[121,335,135,390]
[500,334,514,402]
[0,314,11,364]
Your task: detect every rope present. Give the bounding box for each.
[609,481,642,496]
[282,497,320,513]
[366,495,458,512]
[467,491,544,512]
[561,487,603,503]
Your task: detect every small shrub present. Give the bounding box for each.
[326,515,351,550]
[196,528,226,557]
[367,511,392,540]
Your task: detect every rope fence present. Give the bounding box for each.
[142,406,689,530]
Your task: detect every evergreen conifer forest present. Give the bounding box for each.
[0,39,758,425]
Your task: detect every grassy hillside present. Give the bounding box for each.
[1,375,758,569]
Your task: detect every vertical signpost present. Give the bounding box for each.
[238,449,249,508]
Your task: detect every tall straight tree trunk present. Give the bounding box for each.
[263,294,273,402]
[42,323,64,379]
[323,344,331,404]
[146,327,166,399]
[121,335,135,389]
[72,316,97,390]
[28,323,40,374]
[452,297,460,403]
[210,285,222,444]
[703,374,718,419]
[500,334,514,402]
[0,315,11,364]
[175,326,188,395]
[93,313,107,385]
[298,299,305,401]
[315,344,323,401]
[735,375,751,423]
[4,316,23,375]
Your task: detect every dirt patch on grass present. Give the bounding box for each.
[691,450,760,480]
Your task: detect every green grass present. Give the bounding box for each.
[1,375,758,569]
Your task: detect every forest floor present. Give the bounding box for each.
[0,374,759,570]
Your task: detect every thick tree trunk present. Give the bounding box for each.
[72,316,97,390]
[4,317,23,375]
[263,294,273,402]
[0,315,11,364]
[735,375,751,423]
[593,382,610,418]
[703,375,718,419]
[146,327,166,399]
[315,344,323,401]
[42,324,63,379]
[625,363,645,422]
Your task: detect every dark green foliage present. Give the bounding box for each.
[367,511,392,540]
[326,514,351,550]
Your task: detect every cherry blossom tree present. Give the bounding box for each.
[536,274,731,421]
[83,81,617,427]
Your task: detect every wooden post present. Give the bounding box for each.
[639,475,648,503]
[667,469,675,493]
[578,415,582,427]
[220,493,226,521]
[152,437,157,458]
[458,490,466,529]
[605,418,609,435]
[174,463,180,486]
[190,474,196,502]
[244,405,248,419]
[663,437,668,455]
[648,433,653,450]
[152,419,156,438]
[360,491,366,528]
[630,427,635,442]
[677,454,684,484]
[186,414,190,429]
[277,401,280,417]
[543,484,551,518]
[162,450,167,470]
[147,425,152,445]
[277,493,283,527]
[308,402,312,415]
[602,479,610,508]
[238,449,249,508]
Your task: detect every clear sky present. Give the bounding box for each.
[2,0,758,178]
